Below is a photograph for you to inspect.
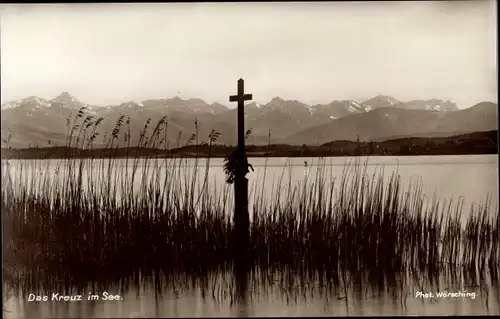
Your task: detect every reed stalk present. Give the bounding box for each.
[1,112,498,301]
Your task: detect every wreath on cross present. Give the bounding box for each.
[223,150,254,184]
[223,129,254,184]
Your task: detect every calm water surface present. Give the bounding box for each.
[3,155,499,317]
[4,271,500,318]
[4,154,498,215]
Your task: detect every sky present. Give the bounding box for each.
[0,1,497,108]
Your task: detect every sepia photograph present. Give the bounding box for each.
[1,1,498,318]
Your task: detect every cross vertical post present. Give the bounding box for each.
[229,78,253,261]
[230,79,252,157]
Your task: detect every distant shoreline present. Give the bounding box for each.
[1,130,497,160]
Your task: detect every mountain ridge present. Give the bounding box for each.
[285,102,498,145]
[1,92,460,112]
[1,92,496,148]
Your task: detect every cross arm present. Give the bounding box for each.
[229,94,253,102]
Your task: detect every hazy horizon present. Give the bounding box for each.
[1,1,497,109]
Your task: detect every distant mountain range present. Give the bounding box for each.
[1,92,497,148]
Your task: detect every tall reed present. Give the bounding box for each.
[2,110,498,301]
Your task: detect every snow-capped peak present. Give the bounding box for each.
[365,95,400,107]
[1,100,22,110]
[348,100,364,113]
[378,95,399,105]
[120,101,143,108]
[270,97,284,104]
[1,96,50,110]
[305,104,313,114]
[51,92,86,109]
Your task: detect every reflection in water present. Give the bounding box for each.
[234,262,249,317]
[4,267,500,318]
[3,155,498,317]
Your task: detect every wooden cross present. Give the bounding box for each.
[230,78,253,156]
[229,78,252,260]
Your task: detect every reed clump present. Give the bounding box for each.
[2,109,499,299]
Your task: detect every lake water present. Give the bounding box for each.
[3,155,499,216]
[3,155,500,317]
[4,270,500,317]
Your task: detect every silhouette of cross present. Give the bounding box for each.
[229,78,252,262]
[229,78,252,156]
